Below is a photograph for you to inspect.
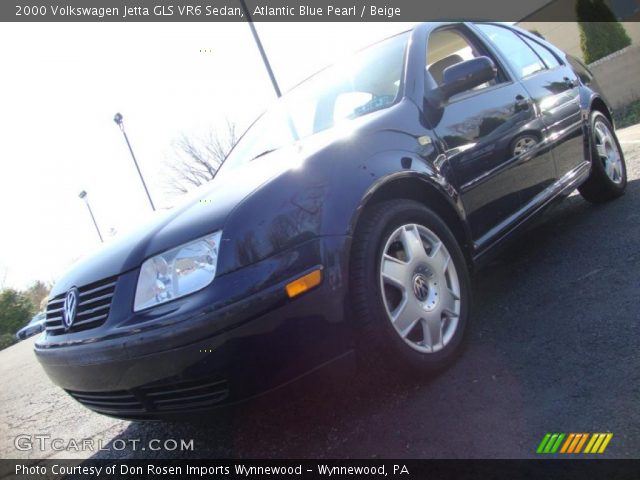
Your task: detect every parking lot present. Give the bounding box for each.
[1,124,639,460]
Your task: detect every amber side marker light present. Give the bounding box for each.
[286,269,322,298]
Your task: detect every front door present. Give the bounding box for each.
[426,25,552,249]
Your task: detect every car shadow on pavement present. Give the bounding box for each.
[87,178,640,460]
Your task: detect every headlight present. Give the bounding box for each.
[134,231,222,312]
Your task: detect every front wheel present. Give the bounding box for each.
[579,111,627,203]
[350,199,472,375]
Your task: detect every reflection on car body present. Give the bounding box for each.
[16,312,46,341]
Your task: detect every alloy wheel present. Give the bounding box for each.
[594,119,623,185]
[379,224,461,353]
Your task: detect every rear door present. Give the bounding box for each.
[474,23,584,184]
[425,24,552,249]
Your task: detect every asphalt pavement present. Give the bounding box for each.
[2,124,639,460]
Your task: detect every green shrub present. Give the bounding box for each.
[614,100,640,129]
[0,289,35,336]
[577,0,632,63]
[0,333,17,350]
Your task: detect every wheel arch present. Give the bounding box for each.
[590,96,614,126]
[348,174,474,270]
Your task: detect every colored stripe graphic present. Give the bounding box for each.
[550,434,565,453]
[567,433,583,453]
[598,433,614,453]
[537,433,565,453]
[560,433,575,453]
[574,433,589,453]
[536,434,551,454]
[585,433,613,454]
[538,433,613,454]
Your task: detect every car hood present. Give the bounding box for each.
[50,124,363,297]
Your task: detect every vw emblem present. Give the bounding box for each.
[63,288,79,329]
[412,274,429,301]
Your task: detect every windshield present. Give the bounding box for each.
[219,31,410,173]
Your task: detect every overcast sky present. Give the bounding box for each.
[0,22,421,290]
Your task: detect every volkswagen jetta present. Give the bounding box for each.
[36,22,627,419]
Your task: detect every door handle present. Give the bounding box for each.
[563,76,576,88]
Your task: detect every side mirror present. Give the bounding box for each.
[440,56,497,101]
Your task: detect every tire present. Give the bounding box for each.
[578,111,627,203]
[350,199,471,375]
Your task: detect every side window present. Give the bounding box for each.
[426,27,501,91]
[520,35,561,69]
[476,23,546,78]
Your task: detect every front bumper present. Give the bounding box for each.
[35,236,352,418]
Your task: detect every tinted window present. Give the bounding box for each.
[476,24,545,78]
[520,35,561,69]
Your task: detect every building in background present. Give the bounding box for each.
[519,0,639,58]
[518,1,640,109]
[517,21,640,60]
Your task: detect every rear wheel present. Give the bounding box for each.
[350,199,471,374]
[579,111,627,203]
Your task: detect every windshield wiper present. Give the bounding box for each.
[250,148,279,161]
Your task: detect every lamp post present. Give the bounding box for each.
[237,0,282,98]
[113,112,156,211]
[78,190,104,243]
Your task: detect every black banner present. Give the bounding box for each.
[3,0,640,22]
[3,460,640,480]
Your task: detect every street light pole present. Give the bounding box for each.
[237,0,282,98]
[113,113,156,211]
[78,190,104,243]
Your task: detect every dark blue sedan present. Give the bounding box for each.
[35,22,626,419]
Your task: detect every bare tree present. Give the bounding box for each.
[165,121,239,195]
[0,265,7,291]
[25,280,51,311]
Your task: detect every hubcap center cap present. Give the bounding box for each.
[412,273,430,301]
[411,266,439,310]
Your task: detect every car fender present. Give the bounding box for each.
[216,99,471,276]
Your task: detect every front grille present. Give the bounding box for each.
[66,378,230,416]
[45,276,117,335]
